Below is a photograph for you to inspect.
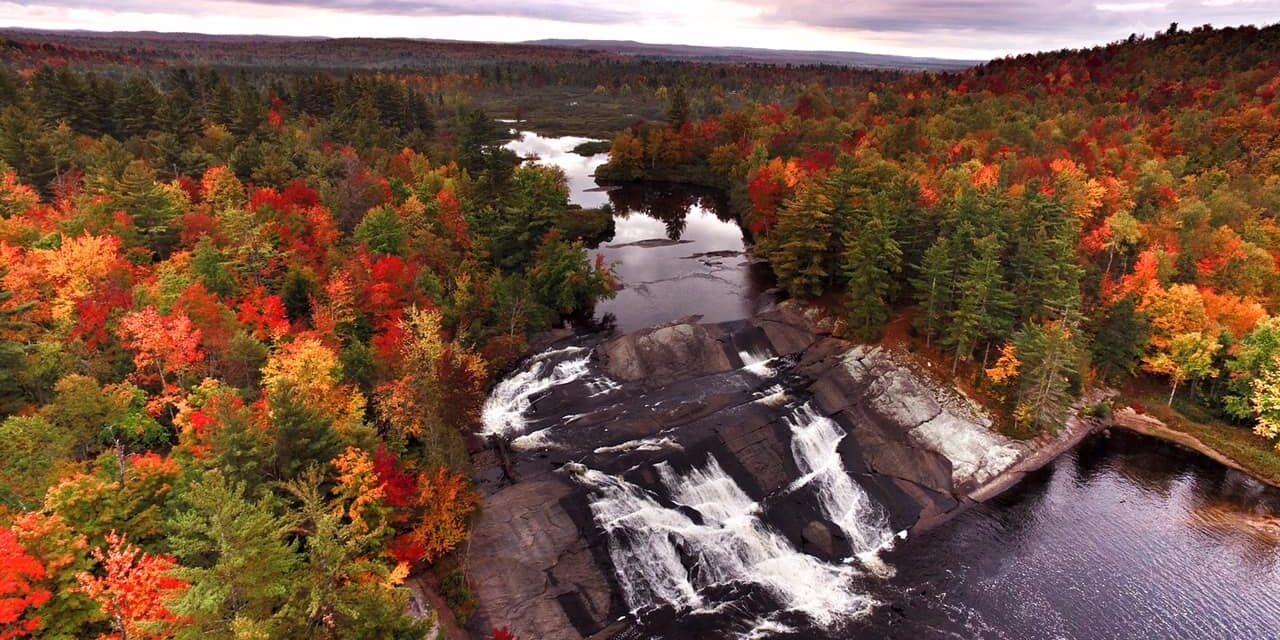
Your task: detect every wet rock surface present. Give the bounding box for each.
[466,301,1028,640]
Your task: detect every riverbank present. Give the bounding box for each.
[1106,405,1280,490]
[960,392,1280,525]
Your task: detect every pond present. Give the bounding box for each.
[856,429,1280,640]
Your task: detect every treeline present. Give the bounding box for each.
[1,29,897,137]
[600,23,1280,440]
[0,62,613,637]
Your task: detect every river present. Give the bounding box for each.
[498,130,1280,640]
[504,130,774,333]
[855,429,1280,640]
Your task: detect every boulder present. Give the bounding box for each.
[801,520,841,558]
[600,323,733,385]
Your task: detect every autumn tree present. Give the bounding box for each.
[1224,317,1280,420]
[376,308,487,468]
[1249,360,1280,449]
[374,449,478,567]
[76,532,188,640]
[117,307,205,393]
[10,513,99,639]
[1145,331,1220,405]
[0,527,51,640]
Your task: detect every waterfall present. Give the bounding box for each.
[785,404,897,562]
[572,456,878,626]
[480,348,591,438]
[738,349,777,377]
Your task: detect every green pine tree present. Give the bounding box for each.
[764,180,835,298]
[1011,320,1080,434]
[911,237,955,347]
[842,199,902,339]
[168,471,300,639]
[947,233,1014,372]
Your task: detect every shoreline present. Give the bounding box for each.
[916,394,1280,536]
[1106,406,1280,491]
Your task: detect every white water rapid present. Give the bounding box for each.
[784,404,898,567]
[480,346,618,440]
[738,349,777,377]
[572,456,879,627]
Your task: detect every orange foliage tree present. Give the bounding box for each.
[76,532,187,640]
[0,528,51,640]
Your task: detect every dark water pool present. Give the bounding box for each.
[857,430,1280,640]
[504,130,773,334]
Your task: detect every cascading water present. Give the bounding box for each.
[785,404,898,564]
[571,456,880,628]
[738,349,777,377]
[480,346,600,439]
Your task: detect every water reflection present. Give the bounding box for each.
[503,130,612,209]
[856,431,1280,640]
[503,130,773,334]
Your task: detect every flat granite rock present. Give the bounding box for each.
[468,478,614,640]
[600,322,734,385]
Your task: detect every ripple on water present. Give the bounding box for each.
[863,431,1280,640]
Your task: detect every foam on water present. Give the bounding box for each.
[480,351,592,438]
[754,384,789,407]
[573,456,878,626]
[511,427,557,450]
[739,349,778,377]
[785,404,897,559]
[593,436,683,455]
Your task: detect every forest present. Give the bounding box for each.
[2,19,1280,640]
[599,23,1280,446]
[0,34,627,639]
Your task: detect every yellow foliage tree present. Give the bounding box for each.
[261,338,367,441]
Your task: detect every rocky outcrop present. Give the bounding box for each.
[467,479,617,638]
[466,302,1041,640]
[599,321,734,385]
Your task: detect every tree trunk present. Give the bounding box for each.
[1168,378,1179,406]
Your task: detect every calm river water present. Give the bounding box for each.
[504,130,774,333]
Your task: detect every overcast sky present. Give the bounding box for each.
[2,0,1277,59]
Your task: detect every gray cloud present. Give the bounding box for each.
[746,0,1279,39]
[6,0,1279,55]
[10,0,642,24]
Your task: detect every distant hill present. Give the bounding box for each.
[523,39,977,71]
[0,27,974,72]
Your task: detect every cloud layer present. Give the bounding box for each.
[3,0,1278,59]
